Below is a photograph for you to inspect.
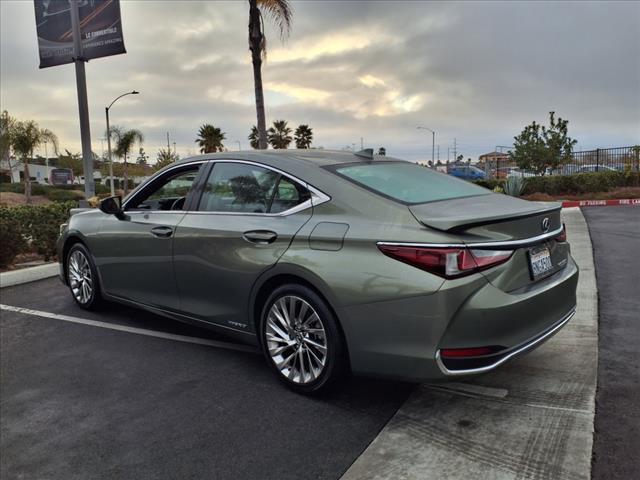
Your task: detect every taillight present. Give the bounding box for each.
[377,245,513,279]
[555,223,567,242]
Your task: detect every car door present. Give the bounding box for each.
[172,160,315,332]
[92,162,204,310]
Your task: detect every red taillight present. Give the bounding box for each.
[377,245,513,279]
[556,223,567,242]
[441,346,499,358]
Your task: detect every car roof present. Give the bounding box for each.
[174,149,406,169]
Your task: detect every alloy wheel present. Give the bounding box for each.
[265,295,328,384]
[68,250,93,304]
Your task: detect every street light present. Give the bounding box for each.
[105,90,139,196]
[417,126,435,164]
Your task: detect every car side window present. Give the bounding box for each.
[199,163,279,213]
[127,167,200,211]
[270,177,311,214]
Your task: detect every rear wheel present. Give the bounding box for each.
[66,243,102,310]
[259,284,345,394]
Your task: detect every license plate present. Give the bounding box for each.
[528,246,553,280]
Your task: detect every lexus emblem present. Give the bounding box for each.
[541,217,550,232]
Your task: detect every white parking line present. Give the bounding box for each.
[0,304,259,354]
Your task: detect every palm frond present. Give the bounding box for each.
[257,0,292,40]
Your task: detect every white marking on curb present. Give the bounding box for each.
[0,304,259,354]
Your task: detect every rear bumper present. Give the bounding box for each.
[339,253,579,383]
[435,306,575,376]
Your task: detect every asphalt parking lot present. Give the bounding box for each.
[1,206,638,480]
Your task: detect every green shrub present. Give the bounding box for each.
[473,179,505,190]
[503,176,526,196]
[0,207,27,267]
[0,201,76,263]
[45,189,83,202]
[523,171,639,195]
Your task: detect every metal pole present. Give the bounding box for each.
[105,107,115,196]
[431,131,435,164]
[236,141,241,151]
[70,0,94,198]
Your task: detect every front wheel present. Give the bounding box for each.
[66,243,102,310]
[259,285,346,394]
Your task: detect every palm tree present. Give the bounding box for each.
[248,125,260,149]
[195,124,226,153]
[109,126,144,195]
[11,120,58,203]
[294,124,313,149]
[248,0,293,149]
[268,120,293,149]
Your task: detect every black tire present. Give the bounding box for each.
[66,243,102,310]
[259,284,346,394]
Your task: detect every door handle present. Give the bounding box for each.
[150,226,174,238]
[243,230,277,245]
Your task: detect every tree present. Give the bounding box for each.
[378,147,386,156]
[155,148,179,170]
[268,119,293,149]
[195,124,226,153]
[248,125,260,149]
[510,111,577,175]
[57,149,83,176]
[294,124,313,149]
[248,0,292,149]
[109,126,144,195]
[136,147,148,165]
[11,120,58,203]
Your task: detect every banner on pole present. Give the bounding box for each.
[34,0,126,68]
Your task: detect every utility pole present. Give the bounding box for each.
[70,0,94,198]
[447,147,450,162]
[167,132,170,150]
[437,145,440,162]
[453,138,457,162]
[173,142,176,155]
[360,137,364,150]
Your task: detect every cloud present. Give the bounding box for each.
[1,0,638,162]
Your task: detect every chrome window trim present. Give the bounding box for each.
[121,158,331,217]
[435,307,575,376]
[376,224,564,250]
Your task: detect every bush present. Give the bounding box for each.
[45,189,83,202]
[0,207,27,267]
[473,179,505,190]
[0,201,76,263]
[522,171,639,195]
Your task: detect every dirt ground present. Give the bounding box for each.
[0,192,51,206]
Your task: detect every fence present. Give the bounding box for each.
[485,146,639,179]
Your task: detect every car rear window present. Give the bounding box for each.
[332,162,491,204]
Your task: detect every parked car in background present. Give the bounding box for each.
[576,165,617,173]
[58,150,578,393]
[49,168,74,185]
[448,165,486,180]
[507,167,537,178]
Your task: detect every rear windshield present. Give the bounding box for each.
[332,162,491,204]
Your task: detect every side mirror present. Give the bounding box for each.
[99,195,123,216]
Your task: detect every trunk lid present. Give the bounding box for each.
[408,194,567,291]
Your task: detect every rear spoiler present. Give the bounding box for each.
[408,194,561,232]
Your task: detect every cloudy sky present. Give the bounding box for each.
[1,0,639,163]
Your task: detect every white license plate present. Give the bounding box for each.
[529,246,553,279]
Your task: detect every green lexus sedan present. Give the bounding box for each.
[58,150,578,393]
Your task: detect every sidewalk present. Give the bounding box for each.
[0,263,59,289]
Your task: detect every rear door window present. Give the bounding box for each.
[198,162,311,214]
[331,161,490,204]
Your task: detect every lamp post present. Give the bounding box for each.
[106,90,139,196]
[417,126,435,164]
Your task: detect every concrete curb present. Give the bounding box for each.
[341,208,598,480]
[561,198,640,208]
[0,263,59,289]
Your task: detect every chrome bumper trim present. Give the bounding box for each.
[435,306,576,376]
